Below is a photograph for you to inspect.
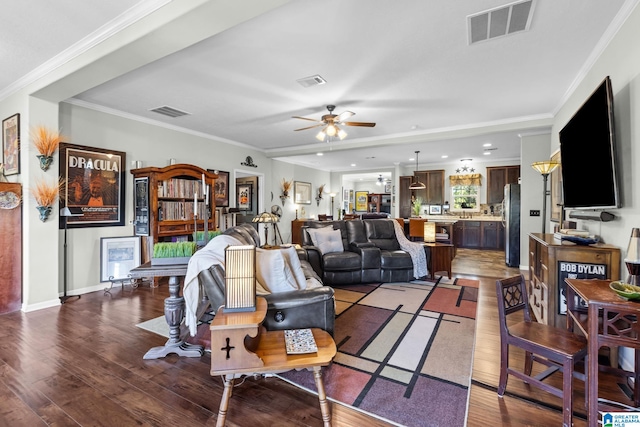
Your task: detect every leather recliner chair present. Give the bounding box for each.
[196,223,335,336]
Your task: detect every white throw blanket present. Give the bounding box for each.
[183,235,243,336]
[392,220,428,279]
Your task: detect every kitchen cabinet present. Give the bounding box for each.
[453,220,503,249]
[528,233,620,327]
[462,221,481,248]
[481,221,504,250]
[412,170,445,205]
[486,165,520,205]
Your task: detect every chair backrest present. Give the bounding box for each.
[318,214,333,221]
[496,274,532,334]
[343,213,359,220]
[409,218,427,239]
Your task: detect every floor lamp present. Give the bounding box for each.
[60,207,84,304]
[252,211,281,248]
[531,160,559,234]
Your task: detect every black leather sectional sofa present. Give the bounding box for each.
[300,219,415,285]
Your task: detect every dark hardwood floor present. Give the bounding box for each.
[0,249,634,426]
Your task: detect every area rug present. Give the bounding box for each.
[278,277,479,427]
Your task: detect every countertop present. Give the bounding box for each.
[417,215,503,223]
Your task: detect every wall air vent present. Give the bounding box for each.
[296,75,327,88]
[468,0,535,45]
[149,105,191,118]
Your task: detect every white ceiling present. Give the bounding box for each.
[2,0,636,175]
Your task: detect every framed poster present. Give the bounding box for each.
[294,181,311,204]
[429,205,442,215]
[100,236,141,282]
[208,169,229,207]
[237,184,252,210]
[343,188,349,203]
[2,113,20,176]
[355,191,369,211]
[59,143,126,228]
[550,149,563,222]
[557,261,607,315]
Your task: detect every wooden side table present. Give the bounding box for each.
[423,242,454,279]
[129,262,204,360]
[210,297,336,427]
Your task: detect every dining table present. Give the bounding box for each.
[565,278,640,427]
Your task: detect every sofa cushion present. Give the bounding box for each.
[256,248,300,294]
[380,250,414,270]
[365,220,401,251]
[307,227,344,255]
[322,251,361,271]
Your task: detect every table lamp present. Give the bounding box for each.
[224,245,256,312]
[252,211,280,247]
[625,228,640,286]
[424,222,436,243]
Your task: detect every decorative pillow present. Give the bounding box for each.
[279,246,308,289]
[306,227,344,255]
[255,248,300,294]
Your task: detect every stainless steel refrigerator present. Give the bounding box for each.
[503,183,521,267]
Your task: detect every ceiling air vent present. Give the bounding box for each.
[468,0,535,45]
[296,75,327,88]
[149,105,191,118]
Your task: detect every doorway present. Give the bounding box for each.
[234,170,264,227]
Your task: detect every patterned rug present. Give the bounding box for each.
[278,276,479,427]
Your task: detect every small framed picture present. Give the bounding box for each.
[100,236,141,282]
[237,184,252,210]
[294,181,311,205]
[2,113,20,176]
[429,205,442,215]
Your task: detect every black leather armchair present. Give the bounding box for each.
[196,223,335,336]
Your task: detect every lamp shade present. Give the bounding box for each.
[224,245,256,312]
[409,150,426,189]
[252,211,279,223]
[531,161,560,175]
[60,206,84,217]
[424,222,436,243]
[625,228,640,263]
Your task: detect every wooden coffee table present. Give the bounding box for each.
[210,297,336,427]
[423,242,455,279]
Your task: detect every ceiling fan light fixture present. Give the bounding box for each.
[326,124,337,137]
[337,128,348,140]
[315,130,326,141]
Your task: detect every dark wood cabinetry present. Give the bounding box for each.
[413,170,445,204]
[131,164,218,262]
[528,233,620,328]
[486,165,520,204]
[399,176,412,218]
[453,220,504,249]
[0,183,22,314]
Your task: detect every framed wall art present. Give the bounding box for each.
[550,149,563,223]
[429,205,442,215]
[294,181,311,205]
[208,169,229,207]
[2,113,20,176]
[59,143,126,228]
[99,236,141,282]
[237,183,252,210]
[355,191,369,212]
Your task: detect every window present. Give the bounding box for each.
[451,184,480,211]
[449,173,482,211]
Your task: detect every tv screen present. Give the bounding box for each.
[559,76,620,210]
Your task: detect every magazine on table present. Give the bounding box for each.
[284,329,318,354]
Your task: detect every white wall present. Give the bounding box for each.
[548,4,640,369]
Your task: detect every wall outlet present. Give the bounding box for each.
[530,210,540,216]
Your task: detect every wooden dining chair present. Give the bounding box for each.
[408,218,427,241]
[496,274,588,427]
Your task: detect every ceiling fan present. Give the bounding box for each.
[293,105,376,141]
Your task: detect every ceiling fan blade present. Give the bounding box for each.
[294,123,324,131]
[342,121,376,127]
[336,110,355,122]
[292,116,321,122]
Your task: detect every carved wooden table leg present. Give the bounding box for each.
[312,366,331,427]
[216,374,235,427]
[143,275,204,359]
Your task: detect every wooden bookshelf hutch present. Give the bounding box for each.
[131,164,218,262]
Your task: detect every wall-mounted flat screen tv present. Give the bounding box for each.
[559,76,620,210]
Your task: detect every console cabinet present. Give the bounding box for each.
[528,233,620,328]
[131,164,218,262]
[368,193,391,213]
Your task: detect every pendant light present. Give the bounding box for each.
[409,151,426,190]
